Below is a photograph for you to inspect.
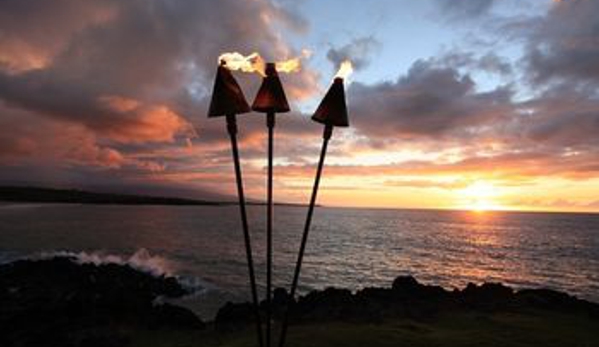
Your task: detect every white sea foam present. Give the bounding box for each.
[35,248,173,277]
[177,275,213,296]
[0,251,20,265]
[1,248,209,295]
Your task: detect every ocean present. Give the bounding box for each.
[1,204,598,319]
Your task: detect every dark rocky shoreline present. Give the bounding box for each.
[0,257,203,347]
[216,275,599,331]
[1,257,597,347]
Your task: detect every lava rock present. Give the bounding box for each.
[212,276,599,329]
[0,257,201,346]
[460,282,514,310]
[148,303,206,330]
[215,302,255,332]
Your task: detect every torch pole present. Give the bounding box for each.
[277,124,333,347]
[266,111,276,347]
[226,114,265,347]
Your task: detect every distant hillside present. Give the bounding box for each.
[0,186,227,206]
[0,186,312,207]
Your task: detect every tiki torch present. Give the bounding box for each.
[252,62,290,347]
[277,61,352,347]
[208,61,264,347]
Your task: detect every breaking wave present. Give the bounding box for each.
[0,248,208,295]
[37,248,173,277]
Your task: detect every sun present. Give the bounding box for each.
[459,181,503,212]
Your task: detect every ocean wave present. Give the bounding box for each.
[0,251,20,265]
[177,275,213,296]
[1,248,209,295]
[37,248,173,277]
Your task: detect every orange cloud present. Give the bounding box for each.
[98,96,196,144]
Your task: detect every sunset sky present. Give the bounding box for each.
[1,0,599,212]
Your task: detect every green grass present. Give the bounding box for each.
[125,310,599,347]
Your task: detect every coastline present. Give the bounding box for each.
[1,256,597,347]
[0,186,313,208]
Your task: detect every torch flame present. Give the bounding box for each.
[218,49,311,76]
[218,52,266,77]
[275,49,312,74]
[275,58,301,73]
[335,60,354,80]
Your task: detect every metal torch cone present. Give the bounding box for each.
[208,63,264,347]
[251,62,290,347]
[278,77,349,347]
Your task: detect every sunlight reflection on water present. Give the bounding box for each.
[0,204,598,318]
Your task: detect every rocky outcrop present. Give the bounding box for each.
[2,256,597,346]
[215,276,599,331]
[0,257,204,347]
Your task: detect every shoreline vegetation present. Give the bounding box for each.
[1,257,597,347]
[0,186,309,208]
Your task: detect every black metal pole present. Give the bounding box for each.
[277,124,333,347]
[226,114,264,347]
[266,111,276,347]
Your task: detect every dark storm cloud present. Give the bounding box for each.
[326,37,382,70]
[525,0,599,85]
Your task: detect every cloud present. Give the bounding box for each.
[521,85,599,149]
[510,197,599,211]
[437,51,513,76]
[0,0,320,196]
[276,144,599,184]
[434,0,496,20]
[348,59,514,140]
[326,37,382,70]
[382,178,472,190]
[525,0,599,85]
[302,51,599,186]
[0,71,195,144]
[0,0,118,73]
[0,103,126,169]
[1,0,598,208]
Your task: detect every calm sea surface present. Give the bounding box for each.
[1,204,598,318]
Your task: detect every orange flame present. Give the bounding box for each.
[275,58,301,73]
[218,49,311,76]
[275,49,312,73]
[335,60,354,80]
[218,52,266,77]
